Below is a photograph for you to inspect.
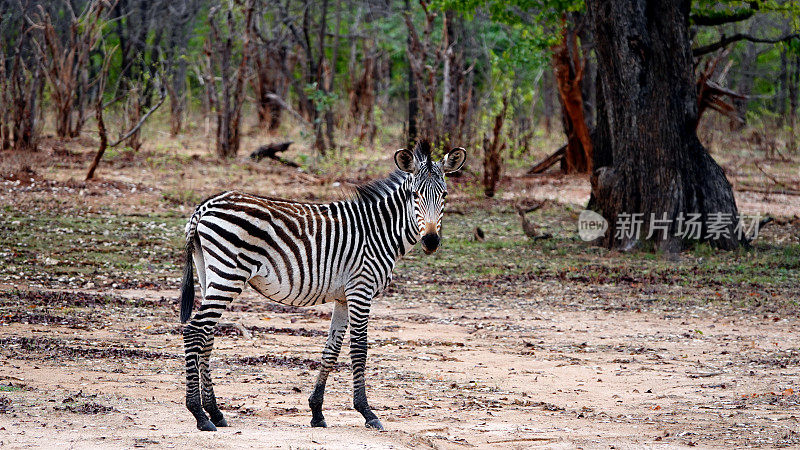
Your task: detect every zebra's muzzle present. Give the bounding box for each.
[421,233,440,254]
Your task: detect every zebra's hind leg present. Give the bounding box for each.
[184,273,245,431]
[184,321,217,431]
[308,300,348,427]
[200,334,227,427]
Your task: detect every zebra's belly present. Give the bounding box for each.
[247,275,341,307]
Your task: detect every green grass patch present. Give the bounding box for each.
[0,211,185,288]
[1,204,796,305]
[397,208,800,291]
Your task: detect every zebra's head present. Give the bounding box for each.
[394,141,467,254]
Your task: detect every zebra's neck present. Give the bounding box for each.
[341,171,418,262]
[387,175,419,258]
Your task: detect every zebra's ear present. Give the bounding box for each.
[442,147,467,174]
[394,149,417,173]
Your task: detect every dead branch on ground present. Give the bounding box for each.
[527,144,567,174]
[249,141,299,168]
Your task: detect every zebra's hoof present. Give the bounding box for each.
[197,420,217,432]
[311,418,328,428]
[365,418,384,431]
[212,417,228,427]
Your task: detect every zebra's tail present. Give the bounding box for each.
[180,211,201,323]
[179,240,195,323]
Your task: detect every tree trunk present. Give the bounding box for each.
[404,3,441,144]
[3,25,43,153]
[482,96,508,197]
[729,19,761,131]
[165,3,194,137]
[167,75,186,136]
[125,88,143,151]
[552,18,592,174]
[405,0,418,146]
[86,95,108,181]
[441,10,462,147]
[790,53,799,152]
[588,0,742,252]
[349,48,376,143]
[541,67,556,134]
[16,63,42,152]
[252,44,287,133]
[459,67,476,148]
[731,46,755,131]
[576,12,596,129]
[313,0,331,154]
[778,48,788,128]
[207,1,254,158]
[33,0,107,140]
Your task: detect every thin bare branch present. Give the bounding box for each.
[693,33,800,57]
[264,93,312,129]
[109,86,166,147]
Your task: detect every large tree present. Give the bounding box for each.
[588,0,742,252]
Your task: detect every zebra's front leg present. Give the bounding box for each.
[347,295,383,430]
[308,300,348,427]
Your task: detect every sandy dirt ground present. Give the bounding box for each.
[1,140,799,448]
[1,281,798,449]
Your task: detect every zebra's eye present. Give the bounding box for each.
[442,191,448,199]
[412,191,420,199]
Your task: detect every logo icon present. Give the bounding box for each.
[578,210,608,241]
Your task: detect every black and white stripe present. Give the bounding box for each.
[179,141,466,431]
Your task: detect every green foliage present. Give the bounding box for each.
[439,0,581,75]
[304,83,339,115]
[395,206,799,292]
[692,0,800,20]
[14,0,798,152]
[691,1,800,118]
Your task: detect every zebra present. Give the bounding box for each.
[179,140,467,431]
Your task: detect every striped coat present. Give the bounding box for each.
[179,142,466,431]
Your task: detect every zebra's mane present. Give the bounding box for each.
[347,140,435,204]
[413,139,433,172]
[350,170,410,204]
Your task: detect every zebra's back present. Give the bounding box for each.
[190,191,360,307]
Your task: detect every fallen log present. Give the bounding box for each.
[527,144,566,175]
[249,141,299,167]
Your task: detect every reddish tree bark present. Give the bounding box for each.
[483,96,508,197]
[552,18,593,174]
